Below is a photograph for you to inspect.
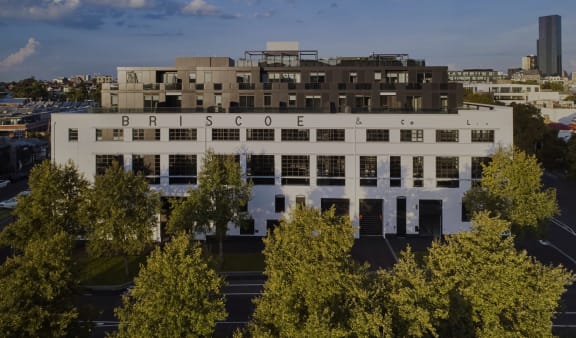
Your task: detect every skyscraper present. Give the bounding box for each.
[537,15,562,76]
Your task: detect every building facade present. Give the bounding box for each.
[538,15,562,76]
[448,69,506,84]
[54,44,513,239]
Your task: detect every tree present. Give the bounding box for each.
[463,89,496,105]
[565,135,576,181]
[113,232,226,338]
[167,149,252,260]
[512,103,547,156]
[247,206,383,337]
[541,82,565,92]
[83,161,160,277]
[463,147,558,231]
[376,212,574,337]
[9,77,47,100]
[0,232,78,337]
[0,160,89,250]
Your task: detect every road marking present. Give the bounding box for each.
[227,283,264,287]
[553,324,576,328]
[217,321,248,325]
[551,217,576,237]
[538,240,576,266]
[224,292,261,296]
[384,237,398,262]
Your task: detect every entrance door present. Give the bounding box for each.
[396,197,406,236]
[359,199,383,237]
[419,200,442,237]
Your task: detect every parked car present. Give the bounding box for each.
[0,190,30,209]
[0,180,10,188]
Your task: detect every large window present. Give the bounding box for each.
[275,195,285,213]
[360,156,377,186]
[96,128,123,141]
[212,128,240,141]
[281,129,309,141]
[68,128,78,141]
[317,129,345,142]
[132,154,160,184]
[247,129,275,141]
[436,129,459,142]
[281,155,309,185]
[471,129,495,142]
[309,72,326,83]
[413,156,424,187]
[169,128,197,141]
[169,155,197,184]
[132,128,160,141]
[436,157,459,188]
[471,157,491,186]
[246,154,275,185]
[400,129,424,142]
[95,154,123,175]
[366,129,389,142]
[390,156,401,187]
[317,156,345,186]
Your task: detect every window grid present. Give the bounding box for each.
[471,157,491,187]
[212,128,240,141]
[68,128,78,141]
[390,156,401,187]
[366,129,390,142]
[400,129,424,142]
[132,128,160,141]
[247,154,275,185]
[360,156,377,187]
[96,128,124,141]
[169,154,197,185]
[95,154,123,175]
[247,129,275,141]
[281,129,309,141]
[281,155,310,185]
[169,128,197,141]
[316,129,345,142]
[471,129,495,142]
[132,154,160,184]
[413,156,424,187]
[435,129,459,142]
[436,157,459,188]
[317,156,345,177]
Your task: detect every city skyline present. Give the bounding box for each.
[1,0,575,82]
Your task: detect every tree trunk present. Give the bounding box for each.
[123,255,129,278]
[219,237,224,264]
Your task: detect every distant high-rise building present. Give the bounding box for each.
[537,15,562,76]
[521,55,537,70]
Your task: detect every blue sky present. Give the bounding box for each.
[1,0,575,82]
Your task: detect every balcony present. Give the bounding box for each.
[143,83,160,90]
[165,83,182,90]
[354,83,372,90]
[406,83,423,90]
[238,83,256,90]
[304,83,322,90]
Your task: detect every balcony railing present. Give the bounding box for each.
[165,83,182,90]
[238,83,256,90]
[143,83,160,90]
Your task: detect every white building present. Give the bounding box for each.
[52,105,512,239]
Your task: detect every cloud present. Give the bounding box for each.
[254,10,274,18]
[182,0,219,15]
[0,0,80,19]
[87,0,150,9]
[0,38,39,68]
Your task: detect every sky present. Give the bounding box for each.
[1,0,576,82]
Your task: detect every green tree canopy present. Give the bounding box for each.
[113,232,226,338]
[463,147,558,231]
[0,232,78,337]
[376,212,574,337]
[512,103,547,156]
[9,77,47,100]
[463,90,496,105]
[0,160,89,250]
[167,149,252,260]
[247,206,383,337]
[83,161,160,276]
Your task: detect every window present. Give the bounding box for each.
[436,157,459,188]
[360,156,377,186]
[316,129,345,142]
[196,95,204,106]
[132,128,160,141]
[96,128,123,141]
[349,72,358,83]
[169,128,197,141]
[296,195,306,207]
[462,199,471,222]
[305,96,321,111]
[264,94,272,106]
[204,72,212,83]
[239,218,255,235]
[413,156,424,187]
[471,129,495,142]
[68,128,78,141]
[95,154,123,175]
[390,156,401,187]
[400,129,424,142]
[132,154,160,184]
[169,155,197,184]
[239,95,255,108]
[281,129,309,141]
[471,157,491,186]
[374,71,382,81]
[236,72,251,83]
[321,198,350,217]
[281,155,309,185]
[436,130,459,142]
[288,94,296,107]
[275,195,285,213]
[247,129,275,141]
[213,83,222,91]
[309,72,326,83]
[212,128,240,141]
[366,129,389,142]
[247,154,275,185]
[317,156,345,186]
[189,72,196,83]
